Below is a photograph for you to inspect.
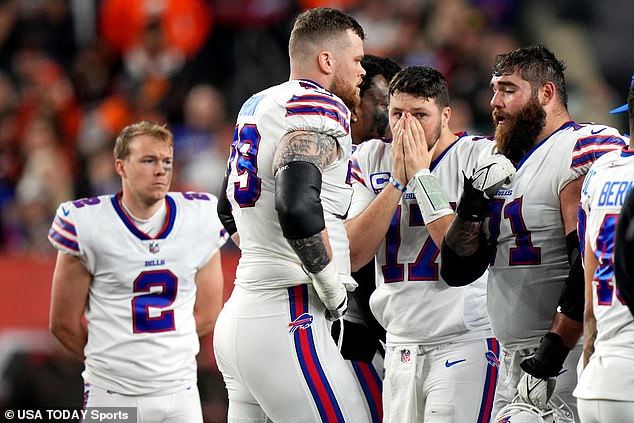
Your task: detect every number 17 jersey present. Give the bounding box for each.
[349,134,494,346]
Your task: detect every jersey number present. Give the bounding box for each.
[382,205,439,283]
[594,214,625,306]
[229,124,262,207]
[487,196,541,265]
[132,270,178,333]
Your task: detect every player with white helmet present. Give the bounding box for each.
[495,395,574,423]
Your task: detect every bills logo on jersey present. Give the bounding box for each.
[486,350,500,367]
[401,349,411,363]
[288,313,314,334]
[149,241,160,254]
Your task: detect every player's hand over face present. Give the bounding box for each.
[390,114,407,186]
[402,112,431,181]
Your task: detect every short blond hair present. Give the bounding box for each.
[288,8,364,63]
[113,121,173,160]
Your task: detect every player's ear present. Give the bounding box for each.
[540,82,556,106]
[442,106,451,128]
[115,159,126,178]
[317,50,334,75]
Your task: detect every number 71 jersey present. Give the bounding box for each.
[483,121,625,349]
[48,192,227,395]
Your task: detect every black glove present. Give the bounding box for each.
[520,332,571,379]
[518,333,570,409]
[456,172,488,222]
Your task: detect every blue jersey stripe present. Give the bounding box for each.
[288,286,345,423]
[48,228,79,252]
[286,106,350,134]
[288,94,348,115]
[351,361,382,423]
[477,338,499,423]
[54,215,77,235]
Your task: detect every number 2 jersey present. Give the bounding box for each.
[482,121,625,349]
[47,192,227,395]
[575,145,634,401]
[225,79,353,289]
[349,133,494,346]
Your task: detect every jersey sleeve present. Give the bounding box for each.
[48,201,81,256]
[348,142,380,219]
[570,125,627,179]
[282,85,351,140]
[578,167,598,260]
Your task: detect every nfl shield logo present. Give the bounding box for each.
[149,241,160,254]
[401,349,411,363]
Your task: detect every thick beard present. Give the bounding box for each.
[331,74,360,109]
[493,96,546,164]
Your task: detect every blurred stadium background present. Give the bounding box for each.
[0,0,631,421]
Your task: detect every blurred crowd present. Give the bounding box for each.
[0,0,631,259]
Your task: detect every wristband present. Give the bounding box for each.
[389,176,407,193]
[411,168,453,225]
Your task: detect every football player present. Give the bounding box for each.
[48,121,227,422]
[440,45,627,419]
[346,66,499,422]
[574,76,634,422]
[213,8,371,422]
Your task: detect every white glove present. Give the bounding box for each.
[307,261,350,321]
[517,373,556,410]
[470,154,516,199]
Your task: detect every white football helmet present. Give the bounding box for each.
[494,395,574,423]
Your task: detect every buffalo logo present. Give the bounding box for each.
[486,350,500,367]
[288,313,314,334]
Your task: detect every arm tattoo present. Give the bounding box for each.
[273,130,338,174]
[288,233,330,273]
[274,130,337,273]
[445,218,484,256]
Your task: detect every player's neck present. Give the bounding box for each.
[431,128,458,162]
[289,69,329,90]
[120,193,165,221]
[536,108,572,145]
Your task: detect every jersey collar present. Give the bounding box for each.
[111,192,177,240]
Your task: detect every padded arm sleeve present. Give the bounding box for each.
[440,233,490,287]
[217,173,237,236]
[275,161,325,240]
[557,230,584,322]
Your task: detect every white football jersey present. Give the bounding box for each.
[349,133,494,346]
[575,145,634,401]
[225,79,353,289]
[48,192,227,395]
[483,121,625,349]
